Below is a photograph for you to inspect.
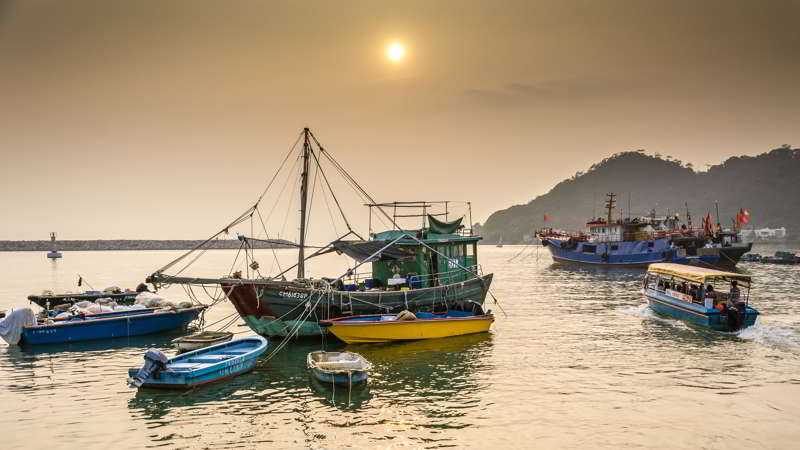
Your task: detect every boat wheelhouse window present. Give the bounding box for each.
[582,244,597,254]
[610,244,619,251]
[647,241,654,248]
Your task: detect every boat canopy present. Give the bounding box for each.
[648,263,751,284]
[428,215,463,234]
[323,240,416,262]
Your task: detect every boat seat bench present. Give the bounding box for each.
[186,355,233,363]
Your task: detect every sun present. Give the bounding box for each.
[387,42,405,62]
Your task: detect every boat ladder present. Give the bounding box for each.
[339,293,353,316]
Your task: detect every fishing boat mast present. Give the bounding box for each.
[605,192,616,224]
[297,127,311,279]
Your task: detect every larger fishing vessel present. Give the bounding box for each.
[537,194,751,269]
[147,128,493,337]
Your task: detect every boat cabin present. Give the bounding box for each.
[367,228,481,289]
[585,218,653,243]
[644,263,751,310]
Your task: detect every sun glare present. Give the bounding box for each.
[387,42,405,62]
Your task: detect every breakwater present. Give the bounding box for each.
[0,239,294,252]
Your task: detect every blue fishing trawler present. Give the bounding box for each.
[20,306,205,345]
[538,194,749,268]
[643,263,758,331]
[538,194,682,267]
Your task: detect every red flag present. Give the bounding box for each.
[738,208,750,224]
[544,215,551,222]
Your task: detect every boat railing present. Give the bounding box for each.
[343,265,483,289]
[539,227,711,243]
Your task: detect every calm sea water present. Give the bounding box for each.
[1,244,799,449]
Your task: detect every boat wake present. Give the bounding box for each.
[620,304,661,320]
[737,321,800,353]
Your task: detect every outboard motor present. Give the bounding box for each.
[136,283,151,293]
[128,349,169,388]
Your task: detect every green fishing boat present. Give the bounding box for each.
[147,128,493,338]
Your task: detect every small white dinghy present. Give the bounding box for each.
[307,351,373,386]
[172,331,234,353]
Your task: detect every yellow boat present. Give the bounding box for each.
[319,311,494,344]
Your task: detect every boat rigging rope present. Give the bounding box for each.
[508,244,534,262]
[258,291,327,364]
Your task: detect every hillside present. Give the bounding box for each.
[481,146,800,243]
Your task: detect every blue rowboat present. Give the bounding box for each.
[643,263,758,331]
[20,306,206,345]
[128,336,268,389]
[307,351,372,386]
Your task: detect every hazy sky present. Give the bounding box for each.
[1,0,799,241]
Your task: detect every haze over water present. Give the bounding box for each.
[1,243,799,449]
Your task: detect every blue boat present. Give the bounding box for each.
[538,194,749,268]
[20,306,206,345]
[307,351,372,386]
[128,336,268,389]
[643,263,758,331]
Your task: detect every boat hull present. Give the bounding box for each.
[224,274,493,338]
[543,237,678,268]
[644,289,758,331]
[323,314,494,344]
[173,331,234,353]
[21,307,205,345]
[311,368,369,385]
[128,336,267,389]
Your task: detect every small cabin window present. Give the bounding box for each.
[582,244,597,254]
[647,241,654,248]
[610,245,619,251]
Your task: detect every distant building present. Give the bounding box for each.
[739,227,787,242]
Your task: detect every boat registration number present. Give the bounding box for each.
[278,290,309,299]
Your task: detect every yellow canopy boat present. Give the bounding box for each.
[319,311,494,344]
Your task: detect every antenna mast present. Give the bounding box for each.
[685,202,692,229]
[605,193,616,224]
[297,128,311,279]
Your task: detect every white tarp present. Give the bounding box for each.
[0,307,37,345]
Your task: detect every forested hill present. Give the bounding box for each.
[481,146,800,244]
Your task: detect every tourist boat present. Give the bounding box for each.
[307,351,372,386]
[319,309,494,344]
[146,128,493,338]
[19,306,206,345]
[172,331,234,353]
[28,289,139,309]
[128,336,268,389]
[642,263,758,331]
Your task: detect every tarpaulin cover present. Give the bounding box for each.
[427,215,463,234]
[328,240,415,262]
[0,307,37,345]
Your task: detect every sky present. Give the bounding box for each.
[1,0,799,241]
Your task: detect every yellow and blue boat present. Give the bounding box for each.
[319,311,494,344]
[643,263,758,331]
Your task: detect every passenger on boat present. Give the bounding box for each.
[727,281,742,307]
